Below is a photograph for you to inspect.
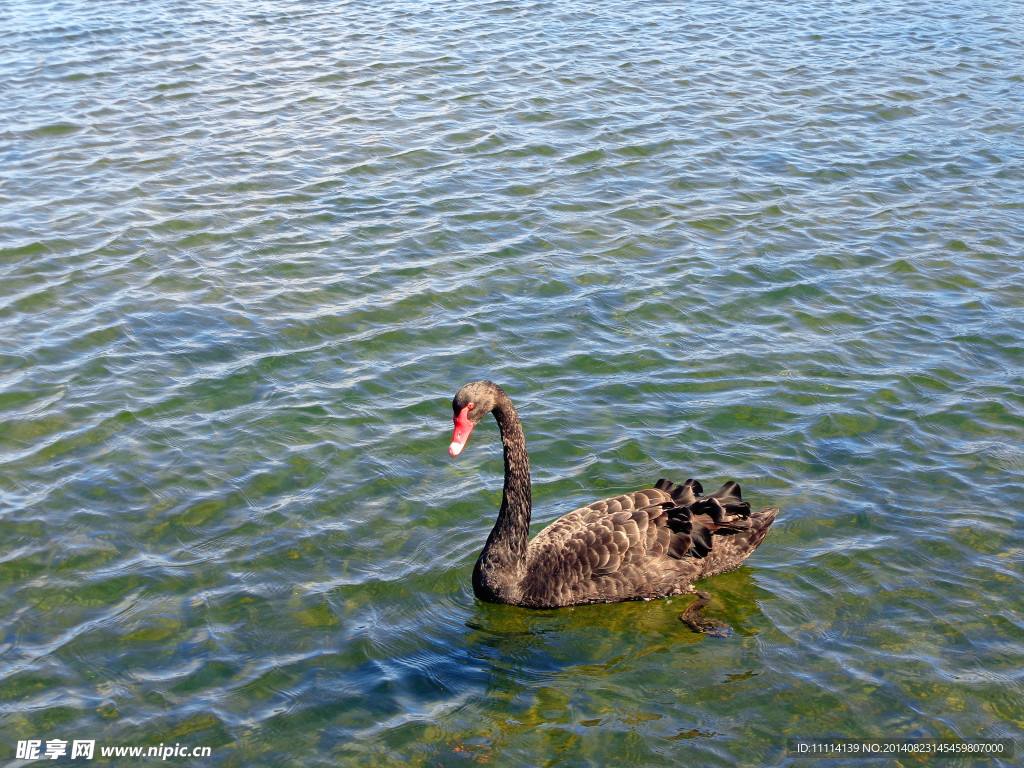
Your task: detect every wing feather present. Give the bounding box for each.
[518,480,775,607]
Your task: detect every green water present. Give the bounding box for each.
[2,0,1023,765]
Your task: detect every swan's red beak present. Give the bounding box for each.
[449,404,474,457]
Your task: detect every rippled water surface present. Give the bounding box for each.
[3,0,1023,765]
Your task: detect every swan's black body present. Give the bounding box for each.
[450,381,778,611]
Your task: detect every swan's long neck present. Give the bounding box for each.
[472,394,532,603]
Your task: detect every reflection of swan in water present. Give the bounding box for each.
[448,381,779,631]
[451,568,772,762]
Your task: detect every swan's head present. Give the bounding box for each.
[449,380,504,457]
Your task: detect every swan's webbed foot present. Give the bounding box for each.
[679,590,732,637]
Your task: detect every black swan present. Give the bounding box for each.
[448,381,778,631]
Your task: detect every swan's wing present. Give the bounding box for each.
[530,485,676,555]
[520,479,769,607]
[518,482,691,606]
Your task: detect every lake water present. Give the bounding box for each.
[2,0,1023,765]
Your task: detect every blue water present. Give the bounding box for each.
[2,0,1023,765]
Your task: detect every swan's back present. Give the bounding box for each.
[518,478,777,608]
